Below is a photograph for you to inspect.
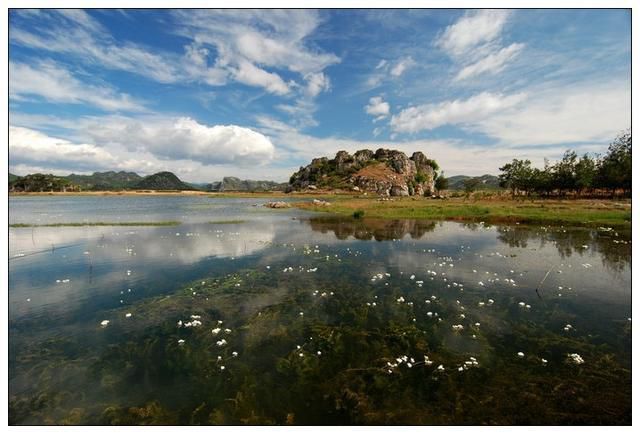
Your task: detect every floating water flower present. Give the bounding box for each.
[541,358,548,364]
[437,365,445,371]
[100,320,110,327]
[178,339,185,345]
[212,328,221,335]
[517,352,525,358]
[567,353,585,365]
[216,339,227,347]
[125,313,132,318]
[220,365,225,370]
[452,324,464,331]
[232,351,238,357]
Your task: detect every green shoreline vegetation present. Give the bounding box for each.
[9,221,181,228]
[294,197,631,228]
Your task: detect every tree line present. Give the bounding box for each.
[498,130,631,198]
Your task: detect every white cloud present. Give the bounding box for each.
[454,43,524,81]
[436,10,511,58]
[232,59,291,95]
[476,82,630,146]
[9,126,120,171]
[9,60,145,112]
[304,72,331,97]
[390,56,416,77]
[365,96,391,121]
[10,11,179,83]
[84,116,275,166]
[391,92,527,133]
[173,10,339,96]
[436,10,523,82]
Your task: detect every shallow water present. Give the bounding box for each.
[9,196,632,425]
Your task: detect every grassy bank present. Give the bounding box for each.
[295,197,631,228]
[9,221,181,228]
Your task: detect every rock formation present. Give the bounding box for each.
[288,148,437,197]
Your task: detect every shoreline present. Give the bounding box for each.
[8,191,631,228]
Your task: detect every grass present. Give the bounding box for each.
[294,196,631,228]
[9,221,181,228]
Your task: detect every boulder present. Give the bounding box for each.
[264,201,290,208]
[390,184,409,196]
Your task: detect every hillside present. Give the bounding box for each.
[133,171,195,191]
[288,148,438,197]
[9,173,20,183]
[210,177,287,192]
[66,171,142,191]
[447,174,502,190]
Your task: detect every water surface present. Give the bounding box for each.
[9,196,632,424]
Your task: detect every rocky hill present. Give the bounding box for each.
[66,171,142,191]
[210,177,287,192]
[288,148,438,196]
[133,171,195,191]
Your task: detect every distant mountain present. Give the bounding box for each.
[447,174,502,190]
[66,171,142,191]
[133,171,195,191]
[210,176,287,192]
[9,173,20,183]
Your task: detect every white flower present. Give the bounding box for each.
[178,339,185,345]
[100,320,110,327]
[216,339,227,347]
[232,351,238,357]
[125,313,132,318]
[212,328,221,335]
[568,353,584,365]
[517,352,524,358]
[437,365,445,371]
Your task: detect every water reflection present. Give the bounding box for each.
[8,198,631,425]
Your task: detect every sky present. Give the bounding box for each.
[8,8,631,182]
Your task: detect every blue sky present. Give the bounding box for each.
[8,9,631,182]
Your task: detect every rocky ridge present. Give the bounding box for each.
[288,148,437,196]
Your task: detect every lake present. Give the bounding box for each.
[8,195,632,425]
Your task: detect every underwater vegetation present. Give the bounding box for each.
[9,234,631,425]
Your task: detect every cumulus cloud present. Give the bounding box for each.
[9,60,145,112]
[9,126,120,171]
[365,96,391,121]
[391,92,527,133]
[84,117,275,166]
[454,43,524,81]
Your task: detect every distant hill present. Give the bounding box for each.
[447,174,502,190]
[66,171,142,191]
[9,173,20,183]
[210,176,287,192]
[133,171,195,190]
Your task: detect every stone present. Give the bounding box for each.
[264,201,290,209]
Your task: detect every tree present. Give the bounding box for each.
[463,178,481,195]
[434,171,448,193]
[574,154,596,194]
[596,130,631,196]
[552,150,578,195]
[498,159,533,197]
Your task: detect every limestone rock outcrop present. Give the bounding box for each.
[288,148,437,196]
